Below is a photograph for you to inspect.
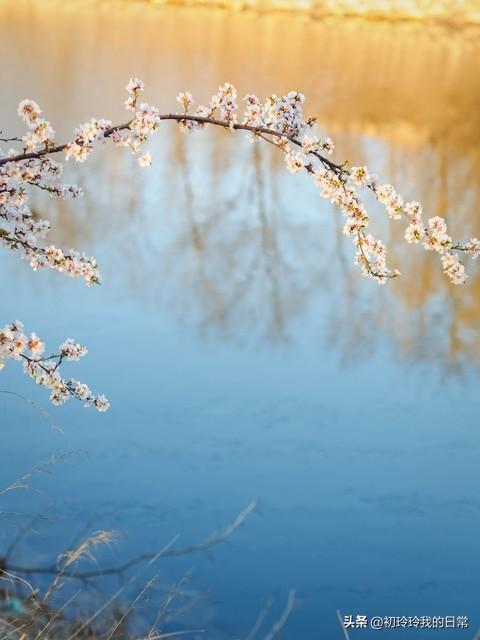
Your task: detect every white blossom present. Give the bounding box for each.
[138,152,152,167]
[349,166,371,187]
[375,183,404,220]
[17,99,42,127]
[0,323,107,411]
[285,150,305,174]
[405,224,425,244]
[441,252,467,284]
[177,91,193,112]
[125,77,144,111]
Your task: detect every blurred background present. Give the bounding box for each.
[0,0,480,638]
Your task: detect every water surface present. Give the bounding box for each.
[0,3,480,638]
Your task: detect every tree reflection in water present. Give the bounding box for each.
[1,2,479,369]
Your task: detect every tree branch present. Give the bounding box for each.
[0,115,341,173]
[2,501,257,581]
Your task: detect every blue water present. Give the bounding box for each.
[1,4,480,635]
[1,133,479,638]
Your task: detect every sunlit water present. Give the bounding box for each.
[1,2,480,638]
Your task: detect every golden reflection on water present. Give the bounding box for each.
[1,1,480,367]
[96,0,480,26]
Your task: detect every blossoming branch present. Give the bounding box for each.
[0,78,479,410]
[0,321,109,411]
[1,78,478,287]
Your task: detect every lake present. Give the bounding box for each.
[1,1,480,638]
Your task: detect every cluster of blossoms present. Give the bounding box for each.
[261,91,309,138]
[170,83,478,283]
[0,322,109,411]
[64,117,113,163]
[282,143,478,284]
[110,77,159,167]
[19,99,55,152]
[310,165,394,281]
[175,82,239,130]
[365,170,478,284]
[343,166,478,283]
[1,78,479,409]
[0,103,100,285]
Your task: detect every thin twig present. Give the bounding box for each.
[263,590,296,640]
[145,632,205,639]
[4,512,45,563]
[0,452,75,496]
[34,589,82,640]
[0,390,62,433]
[246,596,274,640]
[0,115,340,172]
[7,501,257,580]
[337,610,351,640]
[0,130,22,143]
[105,575,157,640]
[67,537,178,640]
